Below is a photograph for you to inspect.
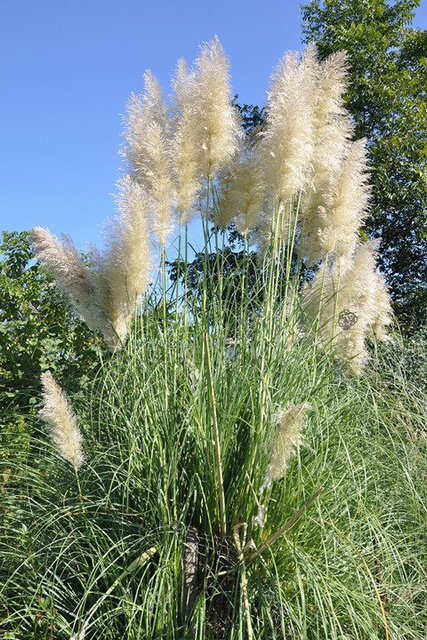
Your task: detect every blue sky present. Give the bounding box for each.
[1,1,426,252]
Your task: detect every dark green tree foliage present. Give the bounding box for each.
[302,0,427,329]
[168,233,308,332]
[233,100,265,136]
[168,239,261,329]
[0,231,102,461]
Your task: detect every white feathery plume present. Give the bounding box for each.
[256,46,317,206]
[214,164,239,230]
[334,243,380,373]
[192,37,241,176]
[29,227,103,335]
[252,201,279,265]
[30,181,152,349]
[171,58,202,219]
[39,371,84,470]
[303,241,393,374]
[171,37,241,219]
[302,255,366,372]
[123,72,176,245]
[333,242,392,373]
[371,268,393,342]
[312,51,352,176]
[215,145,265,235]
[123,71,169,181]
[99,175,152,345]
[317,139,370,259]
[302,259,336,336]
[260,403,312,493]
[302,51,355,262]
[233,161,265,236]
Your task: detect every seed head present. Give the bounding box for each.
[39,371,84,470]
[29,227,106,336]
[257,46,317,205]
[123,72,176,245]
[99,175,152,344]
[171,37,241,218]
[260,402,312,492]
[303,242,393,374]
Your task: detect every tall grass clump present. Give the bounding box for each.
[1,39,425,639]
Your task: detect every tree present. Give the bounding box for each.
[301,0,427,330]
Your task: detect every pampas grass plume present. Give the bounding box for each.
[216,150,265,234]
[99,175,152,345]
[260,402,312,492]
[302,51,355,262]
[257,46,317,205]
[172,37,241,218]
[39,371,84,470]
[318,139,370,259]
[303,241,393,374]
[371,268,393,342]
[29,178,153,349]
[193,36,241,176]
[171,58,202,218]
[123,72,176,245]
[29,227,102,334]
[334,241,392,373]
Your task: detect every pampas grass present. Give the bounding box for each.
[2,41,423,640]
[1,316,425,639]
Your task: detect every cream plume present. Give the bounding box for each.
[303,242,393,374]
[317,139,370,259]
[256,46,317,205]
[335,242,392,372]
[123,72,175,245]
[39,371,84,470]
[252,201,281,265]
[371,269,393,343]
[99,175,152,344]
[30,180,152,349]
[29,227,104,335]
[171,37,241,218]
[123,71,169,182]
[171,59,202,218]
[302,51,355,262]
[215,146,265,235]
[192,37,241,176]
[260,403,312,492]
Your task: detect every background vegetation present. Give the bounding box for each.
[0,231,103,471]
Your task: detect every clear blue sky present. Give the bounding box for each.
[1,1,426,251]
